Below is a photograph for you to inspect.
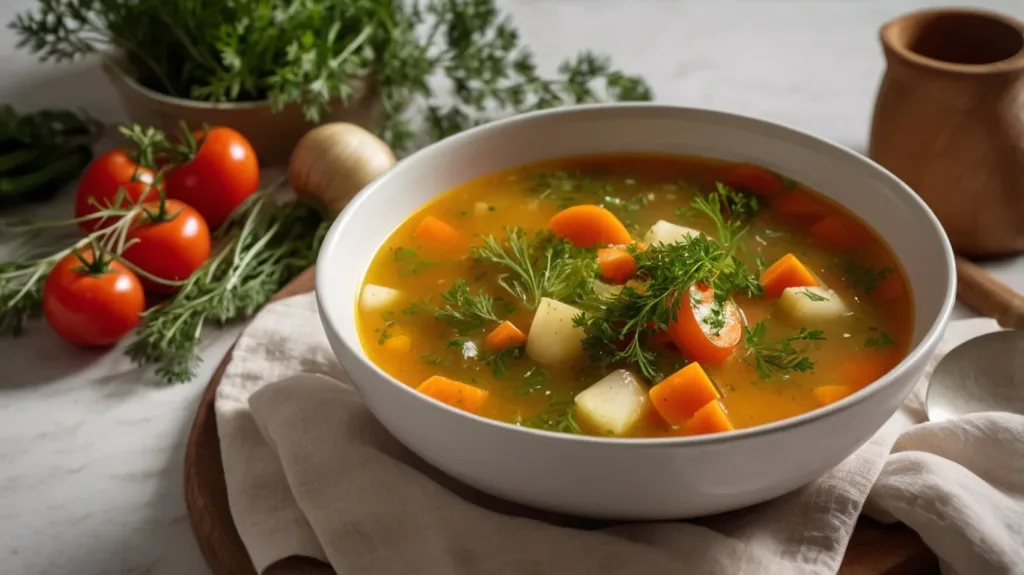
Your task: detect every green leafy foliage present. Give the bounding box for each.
[517,400,582,434]
[125,189,328,383]
[742,321,825,380]
[574,185,763,382]
[0,104,99,207]
[432,278,503,333]
[10,0,652,152]
[472,227,597,309]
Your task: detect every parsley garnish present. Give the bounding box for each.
[574,188,762,382]
[472,227,597,309]
[392,247,438,277]
[518,400,582,434]
[842,258,894,294]
[743,321,825,380]
[484,346,523,378]
[516,367,548,395]
[432,280,502,333]
[799,289,828,302]
[865,327,896,348]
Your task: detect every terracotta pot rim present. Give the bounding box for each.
[101,55,288,111]
[881,7,1024,75]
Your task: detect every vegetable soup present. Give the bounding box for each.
[356,154,913,438]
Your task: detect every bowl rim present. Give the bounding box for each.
[315,102,957,447]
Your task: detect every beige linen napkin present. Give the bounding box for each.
[215,293,1024,575]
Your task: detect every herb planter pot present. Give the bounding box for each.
[102,56,383,166]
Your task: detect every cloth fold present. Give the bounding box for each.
[215,293,1024,575]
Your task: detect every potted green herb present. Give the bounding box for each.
[10,0,652,163]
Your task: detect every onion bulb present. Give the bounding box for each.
[288,122,397,216]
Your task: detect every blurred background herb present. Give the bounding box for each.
[0,104,100,209]
[10,0,653,153]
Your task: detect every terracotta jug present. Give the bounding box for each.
[868,8,1024,257]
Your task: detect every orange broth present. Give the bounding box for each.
[356,154,913,438]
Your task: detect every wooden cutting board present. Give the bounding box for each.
[184,267,939,575]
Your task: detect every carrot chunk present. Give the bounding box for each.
[548,205,632,248]
[484,320,527,351]
[382,334,412,353]
[759,253,819,298]
[597,247,637,284]
[414,216,463,251]
[839,357,894,391]
[667,283,742,364]
[813,384,854,406]
[808,213,872,251]
[721,163,784,197]
[417,375,489,414]
[770,188,834,226]
[649,362,722,426]
[683,399,734,435]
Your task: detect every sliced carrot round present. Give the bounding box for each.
[597,247,637,284]
[548,204,632,248]
[667,283,742,365]
[721,163,784,197]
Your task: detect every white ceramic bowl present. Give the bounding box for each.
[314,104,956,520]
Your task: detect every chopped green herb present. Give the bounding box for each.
[865,327,896,349]
[488,205,496,212]
[519,400,582,434]
[743,321,825,380]
[402,297,432,316]
[484,346,523,378]
[842,258,894,294]
[472,227,597,309]
[377,329,391,345]
[392,247,438,277]
[702,298,727,337]
[516,367,549,395]
[432,280,503,333]
[799,289,828,302]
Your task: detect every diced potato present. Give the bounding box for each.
[574,370,648,436]
[360,284,402,313]
[642,220,702,246]
[473,201,490,216]
[526,297,586,365]
[382,335,412,353]
[779,286,850,321]
[592,279,624,299]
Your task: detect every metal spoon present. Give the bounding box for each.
[925,256,1024,422]
[926,329,1024,422]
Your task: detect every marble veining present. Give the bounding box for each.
[2,0,1023,573]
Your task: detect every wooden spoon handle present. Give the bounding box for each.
[955,255,1024,329]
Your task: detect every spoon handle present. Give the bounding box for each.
[955,255,1024,329]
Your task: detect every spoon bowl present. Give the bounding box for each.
[926,329,1024,422]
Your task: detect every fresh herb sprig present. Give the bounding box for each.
[472,227,596,309]
[743,321,825,380]
[518,400,582,434]
[10,0,652,153]
[432,279,503,333]
[125,188,327,383]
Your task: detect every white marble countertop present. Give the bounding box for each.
[2,1,1023,574]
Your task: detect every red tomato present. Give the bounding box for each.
[123,199,211,294]
[75,149,157,233]
[43,249,145,347]
[165,127,259,230]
